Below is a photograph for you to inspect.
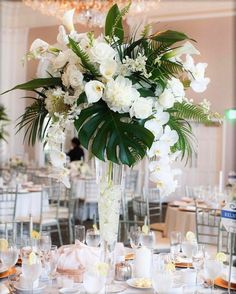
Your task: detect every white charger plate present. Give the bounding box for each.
[0,265,8,274]
[14,282,46,293]
[127,278,152,289]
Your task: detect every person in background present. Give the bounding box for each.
[67,137,84,162]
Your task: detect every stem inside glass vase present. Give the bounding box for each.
[96,159,125,293]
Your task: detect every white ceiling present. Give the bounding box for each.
[0,0,235,29]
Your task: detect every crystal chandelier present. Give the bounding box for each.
[23,0,157,27]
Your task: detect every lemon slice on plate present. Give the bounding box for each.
[216,252,226,263]
[0,239,8,252]
[165,262,176,272]
[186,231,196,242]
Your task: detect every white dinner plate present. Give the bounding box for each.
[14,282,46,293]
[59,287,80,294]
[126,278,152,289]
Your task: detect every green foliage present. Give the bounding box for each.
[0,105,9,141]
[16,98,50,145]
[150,30,194,45]
[74,101,154,166]
[105,4,124,43]
[68,37,100,77]
[173,102,213,124]
[1,78,62,95]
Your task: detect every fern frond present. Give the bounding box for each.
[68,37,99,77]
[173,102,213,124]
[140,24,152,38]
[112,2,131,37]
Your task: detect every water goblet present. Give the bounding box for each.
[128,226,140,249]
[83,266,106,293]
[182,240,198,268]
[74,225,85,244]
[86,229,101,247]
[192,244,205,290]
[140,230,155,250]
[22,254,42,293]
[204,259,223,293]
[38,231,51,253]
[152,269,174,294]
[0,241,18,268]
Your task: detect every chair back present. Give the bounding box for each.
[0,187,17,223]
[125,170,139,193]
[143,188,162,222]
[195,204,221,247]
[84,179,98,203]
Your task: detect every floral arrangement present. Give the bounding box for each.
[69,160,92,177]
[0,104,9,142]
[9,156,26,169]
[2,4,220,194]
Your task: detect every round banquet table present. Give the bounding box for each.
[164,205,196,238]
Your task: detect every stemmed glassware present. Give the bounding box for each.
[86,229,101,247]
[170,231,182,261]
[75,225,85,243]
[128,226,140,249]
[0,240,18,269]
[192,244,205,290]
[38,231,51,281]
[182,240,198,268]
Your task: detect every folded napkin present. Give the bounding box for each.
[57,241,101,272]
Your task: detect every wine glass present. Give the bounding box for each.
[204,259,223,293]
[86,229,101,247]
[0,242,18,269]
[152,270,173,294]
[47,245,58,279]
[74,225,85,243]
[22,254,42,293]
[129,226,140,249]
[38,231,51,253]
[140,230,155,250]
[192,244,205,290]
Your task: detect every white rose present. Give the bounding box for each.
[159,89,175,109]
[100,59,117,80]
[130,97,153,119]
[63,64,83,89]
[53,52,68,69]
[90,42,116,64]
[85,80,104,103]
[62,9,75,32]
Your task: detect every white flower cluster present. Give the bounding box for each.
[27,9,211,195]
[69,160,92,178]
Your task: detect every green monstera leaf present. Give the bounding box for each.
[74,101,154,166]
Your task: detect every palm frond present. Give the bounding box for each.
[16,99,50,145]
[140,24,152,38]
[112,2,131,38]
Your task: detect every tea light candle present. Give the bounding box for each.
[134,246,152,278]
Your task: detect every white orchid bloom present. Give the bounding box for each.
[160,125,179,147]
[150,170,178,196]
[99,59,117,80]
[62,9,75,32]
[184,55,210,93]
[166,41,200,59]
[49,150,67,168]
[130,97,153,119]
[159,88,175,109]
[85,80,104,103]
[167,78,185,102]
[190,63,210,93]
[57,25,69,47]
[149,157,170,173]
[147,141,170,158]
[29,39,49,58]
[144,120,163,140]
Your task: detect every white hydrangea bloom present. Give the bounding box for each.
[104,76,140,113]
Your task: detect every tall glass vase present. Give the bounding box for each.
[95,159,125,293]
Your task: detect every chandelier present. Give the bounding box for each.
[23,0,158,27]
